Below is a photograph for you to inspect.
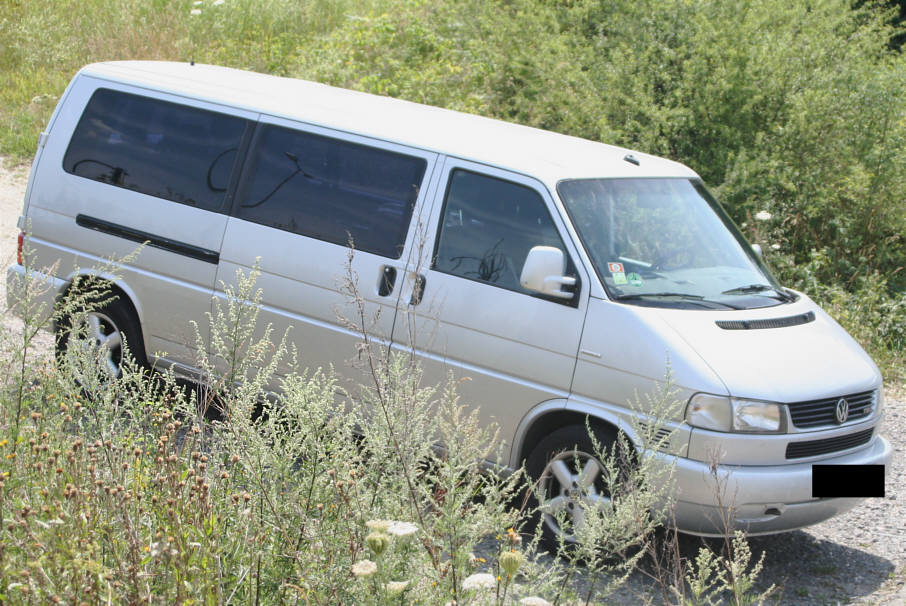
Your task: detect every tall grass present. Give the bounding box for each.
[0,0,379,159]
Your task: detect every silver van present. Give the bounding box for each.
[8,61,891,539]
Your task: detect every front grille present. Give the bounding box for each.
[787,390,875,428]
[716,311,815,330]
[786,428,873,459]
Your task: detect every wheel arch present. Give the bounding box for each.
[511,400,641,469]
[57,269,148,359]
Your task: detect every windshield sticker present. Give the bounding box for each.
[627,272,643,287]
[607,262,625,274]
[612,272,628,285]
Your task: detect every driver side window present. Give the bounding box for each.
[433,169,567,295]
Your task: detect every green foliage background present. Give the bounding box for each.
[1,0,904,375]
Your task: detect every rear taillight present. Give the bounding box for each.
[17,232,24,266]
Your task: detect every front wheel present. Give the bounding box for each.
[525,424,633,547]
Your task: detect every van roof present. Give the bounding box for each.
[79,61,698,186]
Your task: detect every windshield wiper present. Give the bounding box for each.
[616,292,705,300]
[614,292,744,310]
[721,284,795,302]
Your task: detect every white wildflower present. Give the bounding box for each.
[771,243,781,251]
[462,573,496,591]
[193,0,203,4]
[190,8,202,15]
[385,580,410,596]
[520,598,553,606]
[387,520,418,537]
[365,519,392,532]
[351,559,378,578]
[212,0,225,4]
[754,210,772,221]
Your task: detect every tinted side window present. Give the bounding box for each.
[63,88,247,212]
[434,170,568,294]
[236,124,426,259]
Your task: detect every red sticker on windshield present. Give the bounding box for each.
[607,262,624,274]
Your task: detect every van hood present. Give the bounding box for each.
[654,293,881,403]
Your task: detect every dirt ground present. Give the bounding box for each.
[0,157,27,286]
[1,158,29,332]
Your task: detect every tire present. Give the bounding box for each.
[56,294,147,379]
[525,424,634,548]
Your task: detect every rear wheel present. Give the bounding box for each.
[525,424,633,547]
[56,295,147,379]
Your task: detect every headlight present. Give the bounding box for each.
[686,394,732,432]
[686,394,784,433]
[732,399,782,432]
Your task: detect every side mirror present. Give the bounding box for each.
[520,246,576,300]
[751,243,763,258]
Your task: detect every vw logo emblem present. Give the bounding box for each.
[835,398,849,424]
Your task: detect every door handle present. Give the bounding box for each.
[378,266,397,297]
[410,273,427,306]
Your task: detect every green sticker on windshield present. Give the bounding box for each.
[627,272,643,287]
[613,272,627,285]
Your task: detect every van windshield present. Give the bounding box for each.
[557,178,790,310]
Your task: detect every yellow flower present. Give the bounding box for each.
[505,527,522,546]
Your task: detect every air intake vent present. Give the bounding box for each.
[638,422,672,451]
[716,311,815,331]
[785,428,873,459]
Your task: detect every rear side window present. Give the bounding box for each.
[236,123,426,259]
[63,88,247,212]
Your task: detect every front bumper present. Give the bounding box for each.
[669,433,893,536]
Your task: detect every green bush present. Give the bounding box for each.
[554,0,906,292]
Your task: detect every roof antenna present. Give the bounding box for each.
[623,153,640,166]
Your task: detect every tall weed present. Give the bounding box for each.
[0,255,776,603]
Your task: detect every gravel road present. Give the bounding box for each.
[1,156,903,604]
